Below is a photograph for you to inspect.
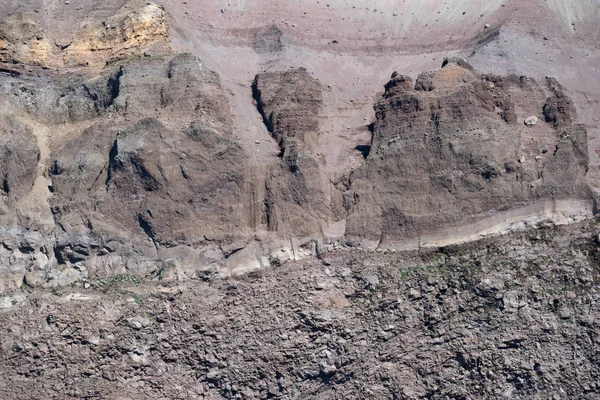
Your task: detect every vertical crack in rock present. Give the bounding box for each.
[106,66,124,108]
[1,175,9,195]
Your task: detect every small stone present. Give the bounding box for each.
[319,361,337,375]
[559,308,572,319]
[484,24,490,29]
[524,116,538,126]
[129,320,143,330]
[0,297,13,309]
[83,282,91,289]
[206,369,220,379]
[363,275,379,289]
[127,316,150,330]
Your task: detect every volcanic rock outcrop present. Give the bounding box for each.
[0,56,594,290]
[0,118,40,204]
[0,1,599,398]
[0,3,169,69]
[0,0,595,292]
[345,60,591,247]
[253,68,334,237]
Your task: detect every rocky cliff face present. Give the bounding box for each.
[1,0,599,399]
[0,50,594,290]
[345,60,591,247]
[0,50,261,290]
[49,55,248,247]
[253,68,334,237]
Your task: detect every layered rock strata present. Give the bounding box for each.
[0,3,169,69]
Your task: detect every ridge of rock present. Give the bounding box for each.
[345,60,591,248]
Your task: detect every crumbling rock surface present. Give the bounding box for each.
[1,223,599,399]
[253,68,333,237]
[0,56,594,291]
[0,3,169,69]
[253,67,322,156]
[543,77,577,128]
[345,60,591,245]
[0,1,598,398]
[102,117,247,246]
[0,117,40,204]
[0,2,594,299]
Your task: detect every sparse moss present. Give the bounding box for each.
[101,274,143,293]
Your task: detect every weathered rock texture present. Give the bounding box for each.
[345,60,591,246]
[0,49,261,289]
[253,68,334,237]
[1,222,599,399]
[48,51,247,245]
[0,3,169,69]
[0,118,40,204]
[0,0,594,294]
[0,54,594,290]
[0,1,599,398]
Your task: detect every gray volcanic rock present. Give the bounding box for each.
[1,222,599,399]
[0,1,599,399]
[345,61,590,244]
[0,58,594,289]
[0,0,594,295]
[253,67,322,155]
[254,26,284,53]
[50,116,248,248]
[101,118,247,246]
[253,68,332,237]
[44,54,252,279]
[0,117,39,204]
